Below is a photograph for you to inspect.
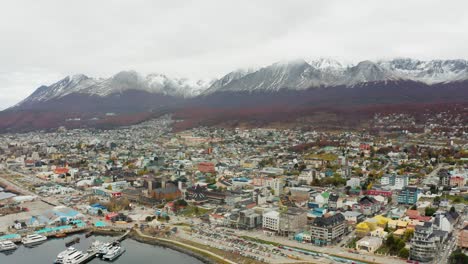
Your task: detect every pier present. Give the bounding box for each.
[73,229,131,263]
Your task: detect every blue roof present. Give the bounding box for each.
[91,203,107,209]
[95,221,107,227]
[0,234,21,240]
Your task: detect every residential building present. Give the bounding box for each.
[353,196,380,216]
[328,193,339,211]
[309,213,346,246]
[278,208,308,236]
[346,177,360,188]
[342,211,365,225]
[263,210,280,232]
[410,222,447,262]
[380,174,408,190]
[450,176,465,188]
[438,169,451,186]
[458,224,468,249]
[398,186,420,205]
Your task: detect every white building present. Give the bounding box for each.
[346,177,361,188]
[262,211,280,232]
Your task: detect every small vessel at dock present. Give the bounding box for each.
[96,242,112,258]
[55,233,67,238]
[64,250,89,264]
[102,244,125,261]
[55,247,78,263]
[0,240,17,251]
[22,234,47,246]
[65,237,80,247]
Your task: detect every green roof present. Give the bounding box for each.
[321,192,330,199]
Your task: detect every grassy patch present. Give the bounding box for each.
[179,205,211,217]
[240,236,281,246]
[445,195,468,205]
[347,237,359,248]
[305,153,338,161]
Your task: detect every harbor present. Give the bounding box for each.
[0,231,204,264]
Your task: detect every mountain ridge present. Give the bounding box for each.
[13,58,468,108]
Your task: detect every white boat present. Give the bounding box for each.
[102,245,125,261]
[0,240,17,251]
[55,247,78,263]
[21,234,47,246]
[96,242,112,258]
[87,240,104,253]
[64,250,89,264]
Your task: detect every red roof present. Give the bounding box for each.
[54,167,69,174]
[406,209,420,219]
[416,216,432,222]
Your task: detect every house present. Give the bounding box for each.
[289,187,311,202]
[346,177,360,188]
[356,236,383,253]
[198,162,215,173]
[458,224,468,249]
[438,169,451,186]
[366,189,392,197]
[313,192,329,207]
[342,211,365,225]
[328,193,339,211]
[309,213,347,246]
[353,196,380,216]
[298,169,317,184]
[433,211,459,233]
[450,176,465,188]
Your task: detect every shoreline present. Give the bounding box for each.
[92,228,218,264]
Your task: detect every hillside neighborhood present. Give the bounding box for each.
[0,114,467,264]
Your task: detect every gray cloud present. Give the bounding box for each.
[1,0,467,109]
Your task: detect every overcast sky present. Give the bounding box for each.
[1,0,468,109]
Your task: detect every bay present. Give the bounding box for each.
[0,233,204,264]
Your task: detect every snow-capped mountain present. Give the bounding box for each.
[203,58,468,94]
[14,58,468,108]
[377,58,468,84]
[19,71,214,105]
[3,58,468,133]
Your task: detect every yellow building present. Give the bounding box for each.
[356,222,372,237]
[373,215,390,228]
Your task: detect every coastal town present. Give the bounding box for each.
[0,114,467,264]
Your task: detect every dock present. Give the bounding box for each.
[115,230,131,243]
[53,229,131,264]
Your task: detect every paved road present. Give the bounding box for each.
[237,230,408,264]
[423,163,446,186]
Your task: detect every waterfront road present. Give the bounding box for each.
[236,230,408,264]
